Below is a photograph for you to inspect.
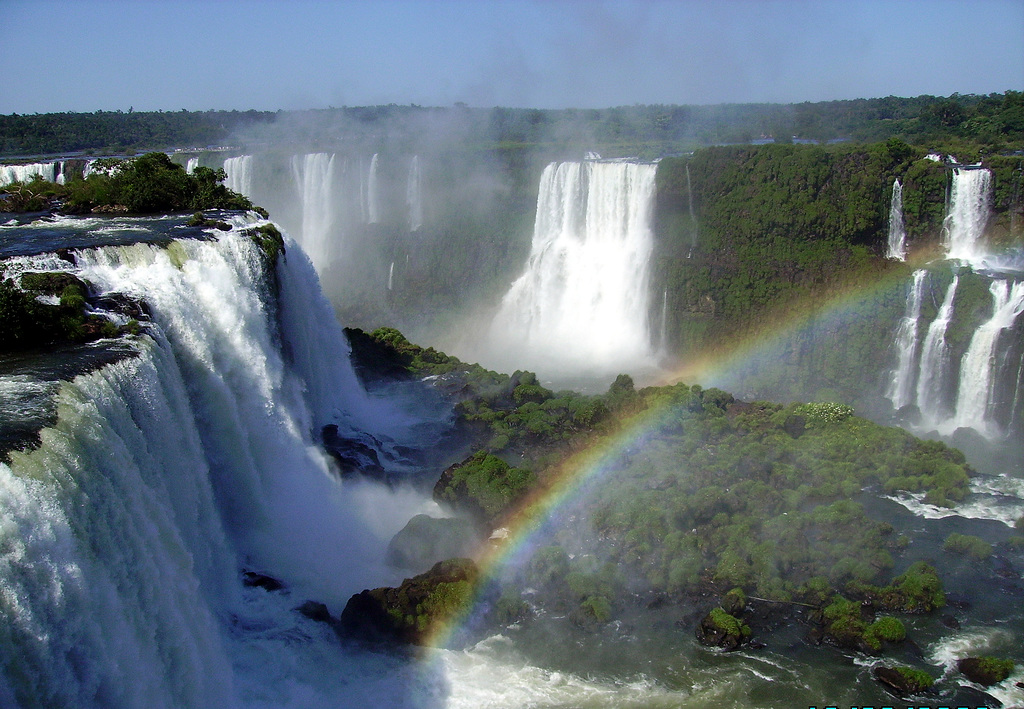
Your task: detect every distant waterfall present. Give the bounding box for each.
[407,155,423,232]
[290,153,337,272]
[915,276,959,423]
[367,153,380,224]
[0,162,57,186]
[223,155,254,197]
[886,179,907,260]
[489,161,658,379]
[685,163,697,256]
[887,269,927,409]
[943,167,992,263]
[951,280,1024,435]
[186,157,199,174]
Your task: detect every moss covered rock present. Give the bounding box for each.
[696,607,751,650]
[340,558,478,646]
[957,656,1015,686]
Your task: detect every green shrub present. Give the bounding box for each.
[943,533,993,560]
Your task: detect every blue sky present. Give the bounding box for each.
[3,0,1022,114]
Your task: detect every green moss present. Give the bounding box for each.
[943,532,993,560]
[865,616,906,644]
[894,666,935,692]
[434,450,535,520]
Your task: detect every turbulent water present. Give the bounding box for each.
[486,160,659,384]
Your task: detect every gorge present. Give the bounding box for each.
[2,125,1023,707]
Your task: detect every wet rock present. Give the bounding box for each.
[872,665,934,695]
[386,514,483,573]
[695,608,751,650]
[957,656,1015,686]
[295,600,333,624]
[243,571,284,592]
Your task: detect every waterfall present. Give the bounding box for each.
[0,162,56,186]
[407,155,423,232]
[887,269,927,409]
[915,275,959,423]
[290,153,337,272]
[0,221,432,706]
[367,153,380,224]
[223,155,254,197]
[488,161,658,379]
[943,167,992,263]
[388,261,395,291]
[886,179,907,260]
[685,163,697,256]
[186,157,199,174]
[950,279,1024,436]
[658,287,669,352]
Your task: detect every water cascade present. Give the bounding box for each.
[488,160,658,380]
[914,276,959,423]
[290,153,338,272]
[685,162,697,257]
[186,157,199,174]
[887,179,907,260]
[0,219,437,706]
[223,155,254,198]
[950,279,1024,436]
[943,166,992,263]
[407,155,423,232]
[0,162,57,186]
[886,269,927,409]
[367,153,380,224]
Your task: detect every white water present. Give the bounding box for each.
[948,279,1024,436]
[0,221,447,706]
[0,162,57,186]
[367,153,380,224]
[915,275,959,424]
[487,161,659,380]
[886,179,907,260]
[290,153,337,272]
[886,269,926,409]
[186,157,199,174]
[224,155,254,198]
[943,167,992,263]
[407,155,423,232]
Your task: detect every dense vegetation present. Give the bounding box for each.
[4,93,1022,159]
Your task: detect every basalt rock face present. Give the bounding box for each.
[340,558,478,646]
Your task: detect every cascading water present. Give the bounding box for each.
[886,269,926,409]
[0,162,57,186]
[914,275,959,424]
[487,160,658,381]
[943,166,992,263]
[186,156,199,174]
[949,279,1024,436]
[290,153,337,272]
[223,155,254,198]
[367,153,380,224]
[886,179,907,260]
[407,155,423,232]
[0,218,447,706]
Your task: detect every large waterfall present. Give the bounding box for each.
[290,152,338,272]
[0,218,444,706]
[487,160,659,381]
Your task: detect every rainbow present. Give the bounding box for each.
[423,258,926,649]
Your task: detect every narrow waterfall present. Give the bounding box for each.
[943,166,992,263]
[290,153,337,272]
[407,155,423,232]
[186,157,199,174]
[387,261,395,291]
[950,279,1024,435]
[0,221,430,706]
[886,179,907,260]
[887,269,927,409]
[685,163,697,257]
[915,276,959,423]
[367,153,380,224]
[223,155,254,197]
[488,160,658,379]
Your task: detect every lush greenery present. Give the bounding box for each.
[1,152,258,214]
[0,271,131,352]
[942,532,993,560]
[434,451,536,522]
[958,656,1016,686]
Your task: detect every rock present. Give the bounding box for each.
[295,600,333,624]
[340,558,478,646]
[957,656,1015,686]
[872,665,934,695]
[386,514,483,573]
[243,571,284,592]
[940,614,961,630]
[695,607,751,650]
[945,685,1003,708]
[321,424,386,480]
[721,588,747,616]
